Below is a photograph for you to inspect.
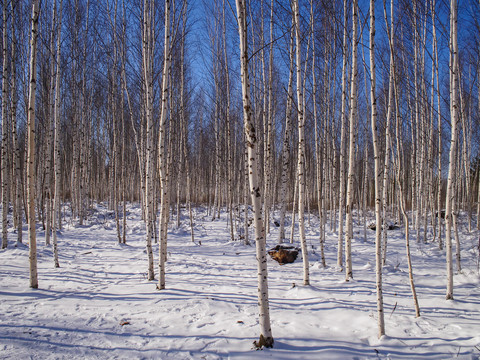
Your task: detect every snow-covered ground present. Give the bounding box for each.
[1,203,479,359]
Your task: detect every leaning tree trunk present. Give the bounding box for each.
[235,0,273,348]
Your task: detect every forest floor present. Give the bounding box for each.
[1,203,480,359]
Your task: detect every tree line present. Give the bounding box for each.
[1,0,479,347]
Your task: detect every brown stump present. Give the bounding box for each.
[268,245,300,265]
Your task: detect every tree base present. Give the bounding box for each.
[253,334,274,349]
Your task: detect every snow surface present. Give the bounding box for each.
[1,204,480,359]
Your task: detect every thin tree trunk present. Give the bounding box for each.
[27,0,41,289]
[381,0,395,266]
[345,0,358,282]
[293,0,309,286]
[278,16,294,244]
[11,1,22,245]
[432,0,443,250]
[394,103,421,318]
[290,173,298,244]
[142,0,155,281]
[445,0,459,301]
[52,0,63,268]
[157,0,172,290]
[235,0,273,348]
[369,0,385,337]
[1,0,10,249]
[337,0,348,270]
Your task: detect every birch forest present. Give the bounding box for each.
[1,0,480,356]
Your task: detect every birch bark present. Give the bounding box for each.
[293,0,309,286]
[445,0,459,301]
[158,0,172,290]
[235,0,273,347]
[52,0,63,268]
[369,0,385,336]
[27,0,41,289]
[278,16,294,244]
[345,0,358,281]
[10,1,22,245]
[1,0,9,249]
[337,0,348,270]
[142,0,155,281]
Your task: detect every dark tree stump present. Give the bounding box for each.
[268,245,300,265]
[368,221,399,231]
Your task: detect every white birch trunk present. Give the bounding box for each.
[52,0,63,268]
[142,0,155,281]
[1,0,9,249]
[445,0,458,300]
[278,16,294,244]
[27,0,40,289]
[10,1,22,245]
[432,0,443,249]
[369,0,385,336]
[337,0,348,270]
[157,0,172,290]
[44,1,58,247]
[293,0,309,286]
[345,0,358,282]
[393,93,421,318]
[235,0,273,347]
[222,0,234,242]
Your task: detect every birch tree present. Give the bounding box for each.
[337,0,348,270]
[277,15,294,244]
[157,0,172,290]
[311,0,325,267]
[52,0,63,268]
[11,0,22,245]
[345,0,358,282]
[235,0,273,348]
[293,0,309,286]
[27,0,41,289]
[1,0,9,250]
[142,0,155,281]
[445,0,459,301]
[369,0,385,337]
[385,0,420,318]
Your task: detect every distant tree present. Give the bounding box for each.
[52,0,63,268]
